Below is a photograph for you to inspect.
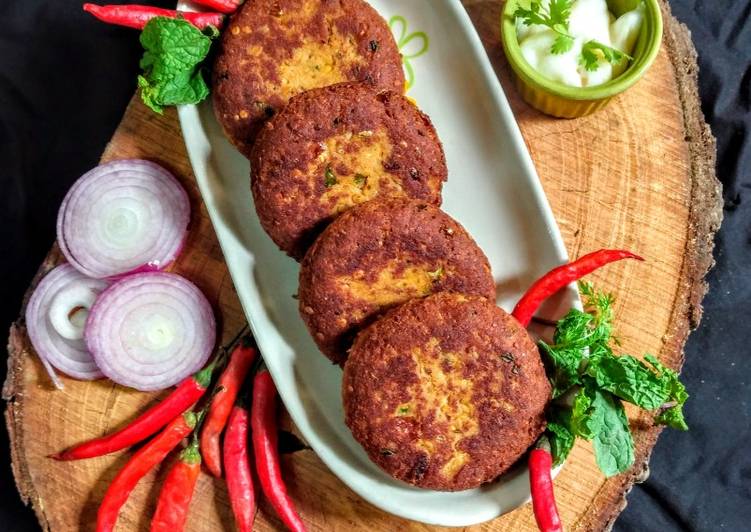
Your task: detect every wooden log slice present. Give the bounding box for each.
[4,1,721,530]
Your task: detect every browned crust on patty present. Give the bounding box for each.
[251,82,447,259]
[299,198,495,364]
[343,293,550,491]
[212,0,405,154]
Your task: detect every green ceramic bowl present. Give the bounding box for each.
[501,0,663,118]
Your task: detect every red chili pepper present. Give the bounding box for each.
[51,364,214,461]
[251,370,306,532]
[224,404,255,532]
[191,0,244,15]
[97,411,196,532]
[529,436,563,532]
[512,249,643,327]
[201,337,257,477]
[150,438,202,532]
[83,4,226,30]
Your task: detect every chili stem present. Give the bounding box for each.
[150,438,202,532]
[96,411,196,532]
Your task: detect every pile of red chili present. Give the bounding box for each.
[52,333,307,532]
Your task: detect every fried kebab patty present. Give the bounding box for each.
[251,82,447,259]
[298,198,495,364]
[342,293,551,491]
[212,0,405,154]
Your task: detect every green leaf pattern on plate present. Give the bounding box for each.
[389,15,429,90]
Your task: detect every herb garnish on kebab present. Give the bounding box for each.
[511,250,689,532]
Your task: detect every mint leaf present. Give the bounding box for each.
[656,406,688,431]
[138,17,214,114]
[645,355,689,430]
[570,385,599,439]
[587,351,689,429]
[591,390,635,477]
[644,355,688,404]
[539,286,614,398]
[586,353,672,410]
[546,407,575,466]
[540,337,584,398]
[541,283,688,478]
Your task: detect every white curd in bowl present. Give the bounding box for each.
[517,0,645,87]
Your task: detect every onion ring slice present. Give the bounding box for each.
[25,264,109,389]
[85,272,216,391]
[57,159,190,279]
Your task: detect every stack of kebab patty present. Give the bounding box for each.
[213,0,551,491]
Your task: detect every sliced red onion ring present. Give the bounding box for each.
[85,272,216,391]
[57,159,190,279]
[25,264,109,389]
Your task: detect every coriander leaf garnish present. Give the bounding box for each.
[137,17,215,114]
[580,40,632,71]
[514,0,574,55]
[540,282,689,476]
[427,265,444,281]
[551,35,575,55]
[515,2,631,70]
[324,166,337,187]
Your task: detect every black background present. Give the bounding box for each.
[1,1,748,530]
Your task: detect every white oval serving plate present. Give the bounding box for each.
[177,0,577,526]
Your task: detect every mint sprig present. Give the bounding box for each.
[137,17,217,114]
[540,282,689,477]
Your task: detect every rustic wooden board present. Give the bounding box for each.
[4,1,721,531]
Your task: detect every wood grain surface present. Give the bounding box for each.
[4,1,721,531]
